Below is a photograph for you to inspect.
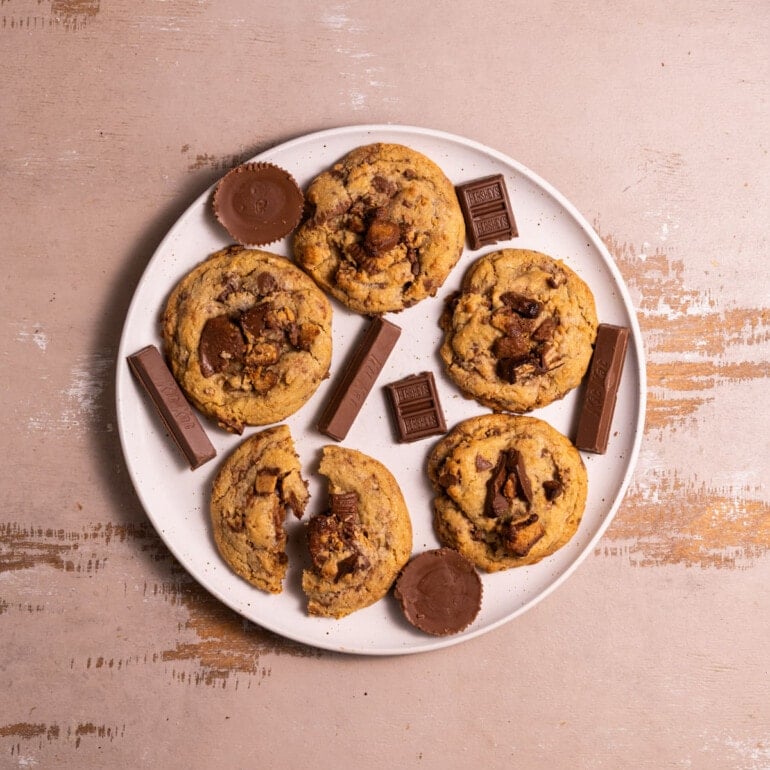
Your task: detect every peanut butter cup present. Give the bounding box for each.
[394,548,482,636]
[213,162,304,246]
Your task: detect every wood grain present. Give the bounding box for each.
[1,1,768,767]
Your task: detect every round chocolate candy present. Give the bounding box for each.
[213,162,304,246]
[394,547,482,636]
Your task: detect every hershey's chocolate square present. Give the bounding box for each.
[456,174,518,249]
[385,371,447,442]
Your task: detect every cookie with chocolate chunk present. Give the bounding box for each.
[428,414,587,572]
[210,425,309,593]
[293,143,465,314]
[439,249,597,412]
[162,246,332,433]
[302,445,413,618]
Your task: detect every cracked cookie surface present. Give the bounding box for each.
[302,445,412,618]
[163,246,332,432]
[210,425,309,593]
[428,414,587,571]
[292,143,465,314]
[439,248,598,412]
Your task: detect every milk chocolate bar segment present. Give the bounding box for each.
[318,317,401,441]
[385,371,447,442]
[127,345,216,469]
[574,324,630,453]
[455,174,518,249]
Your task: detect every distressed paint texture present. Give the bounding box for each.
[600,231,770,569]
[1,0,769,768]
[0,520,319,672]
[1,0,100,31]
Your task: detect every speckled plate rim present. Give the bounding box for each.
[116,124,646,656]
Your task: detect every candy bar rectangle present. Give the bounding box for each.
[318,317,401,441]
[127,344,216,470]
[455,174,518,250]
[574,324,630,454]
[385,371,447,443]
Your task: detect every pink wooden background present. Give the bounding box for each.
[2,1,769,767]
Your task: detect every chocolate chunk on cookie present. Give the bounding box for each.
[439,248,598,412]
[162,246,332,433]
[428,414,587,572]
[293,143,465,314]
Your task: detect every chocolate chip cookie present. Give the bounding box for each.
[292,143,465,314]
[428,414,587,571]
[302,446,413,618]
[210,425,309,593]
[439,249,598,412]
[163,246,332,433]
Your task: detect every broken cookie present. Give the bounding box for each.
[302,445,413,618]
[209,425,309,593]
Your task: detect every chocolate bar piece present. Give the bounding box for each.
[385,371,447,442]
[318,317,401,441]
[455,174,518,250]
[127,345,216,469]
[574,324,630,453]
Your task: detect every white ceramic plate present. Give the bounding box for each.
[116,125,646,655]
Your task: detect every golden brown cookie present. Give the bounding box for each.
[302,446,413,618]
[439,249,598,412]
[210,425,309,593]
[163,246,332,433]
[293,143,465,314]
[428,414,587,572]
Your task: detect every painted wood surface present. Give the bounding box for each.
[2,1,768,767]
